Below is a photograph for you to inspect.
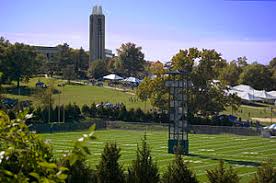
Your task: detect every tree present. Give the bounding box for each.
[269,58,276,90]
[136,77,151,110]
[162,154,198,183]
[127,135,159,183]
[116,42,145,77]
[219,61,241,86]
[33,80,56,123]
[89,59,108,79]
[0,111,67,182]
[250,161,276,183]
[76,47,89,71]
[0,37,11,86]
[96,143,125,183]
[61,125,97,183]
[81,104,90,117]
[269,57,276,69]
[206,160,239,183]
[173,48,229,116]
[226,93,241,115]
[137,48,230,116]
[4,43,41,88]
[171,48,199,72]
[149,61,165,77]
[236,56,248,68]
[53,43,74,73]
[239,63,273,90]
[62,65,77,83]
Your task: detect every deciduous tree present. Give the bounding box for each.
[116,42,145,77]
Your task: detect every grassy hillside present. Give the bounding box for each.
[41,129,276,183]
[1,77,151,110]
[2,77,276,122]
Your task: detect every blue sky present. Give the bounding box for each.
[1,0,276,64]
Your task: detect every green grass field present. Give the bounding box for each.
[2,77,151,110]
[2,77,276,121]
[41,129,276,183]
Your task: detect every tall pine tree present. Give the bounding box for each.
[127,135,159,183]
[162,154,198,183]
[250,161,276,183]
[206,160,239,183]
[96,142,125,183]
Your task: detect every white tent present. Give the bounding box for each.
[103,74,123,80]
[232,84,254,92]
[268,91,276,98]
[253,90,276,100]
[122,77,141,83]
[236,92,262,101]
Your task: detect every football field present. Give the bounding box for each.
[41,129,276,182]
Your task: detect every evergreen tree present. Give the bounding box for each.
[127,135,159,183]
[90,103,97,118]
[206,160,239,183]
[250,161,276,183]
[81,104,90,117]
[96,143,125,183]
[162,154,198,183]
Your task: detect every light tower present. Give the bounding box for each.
[165,70,190,154]
[89,5,105,62]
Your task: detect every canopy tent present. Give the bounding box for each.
[103,74,123,80]
[253,90,276,100]
[232,84,254,92]
[268,91,276,98]
[236,91,262,102]
[122,77,141,83]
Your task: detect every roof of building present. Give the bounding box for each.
[92,5,103,15]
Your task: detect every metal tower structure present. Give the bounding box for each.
[165,70,190,154]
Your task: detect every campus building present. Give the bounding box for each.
[34,46,59,61]
[89,5,105,62]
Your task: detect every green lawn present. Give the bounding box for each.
[2,77,276,121]
[41,129,276,183]
[224,104,276,123]
[2,77,151,110]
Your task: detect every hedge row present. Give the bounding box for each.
[26,103,168,124]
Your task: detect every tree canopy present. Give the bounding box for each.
[116,42,145,78]
[3,43,42,88]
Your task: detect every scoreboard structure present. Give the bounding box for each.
[165,70,190,155]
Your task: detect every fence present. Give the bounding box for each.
[29,120,261,136]
[105,121,261,136]
[29,119,106,133]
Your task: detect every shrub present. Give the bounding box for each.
[162,154,198,183]
[118,105,128,121]
[127,135,159,183]
[64,103,81,122]
[0,111,67,182]
[82,104,90,117]
[90,103,97,118]
[206,160,239,183]
[60,125,97,183]
[97,143,125,183]
[135,108,145,122]
[250,161,276,183]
